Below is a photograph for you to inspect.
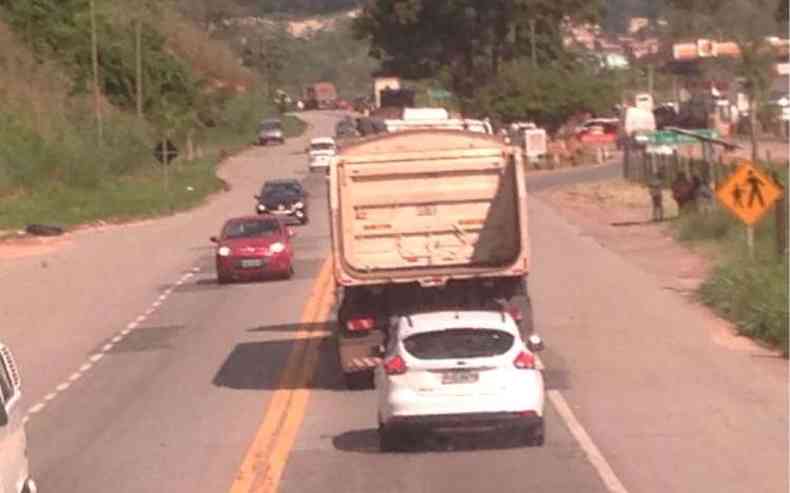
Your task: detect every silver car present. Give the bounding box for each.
[258,119,285,145]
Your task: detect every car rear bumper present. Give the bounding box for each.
[386,411,542,433]
[217,255,291,279]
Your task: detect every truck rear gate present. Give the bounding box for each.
[332,132,528,286]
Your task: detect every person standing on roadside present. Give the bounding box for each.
[648,171,664,222]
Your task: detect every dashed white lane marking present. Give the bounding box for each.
[23,266,201,424]
[28,403,45,414]
[536,355,629,493]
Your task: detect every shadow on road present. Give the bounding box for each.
[212,328,347,391]
[104,325,186,354]
[333,428,529,454]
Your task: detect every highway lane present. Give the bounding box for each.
[267,160,787,493]
[8,111,339,491]
[5,121,785,493]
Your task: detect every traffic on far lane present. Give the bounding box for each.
[211,215,296,284]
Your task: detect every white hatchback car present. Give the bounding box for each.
[375,311,545,451]
[307,137,336,172]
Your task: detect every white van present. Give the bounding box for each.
[0,343,36,493]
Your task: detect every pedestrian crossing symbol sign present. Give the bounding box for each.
[716,160,783,225]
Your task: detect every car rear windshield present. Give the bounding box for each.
[260,121,282,131]
[310,143,335,152]
[402,329,514,360]
[263,183,301,195]
[223,220,279,239]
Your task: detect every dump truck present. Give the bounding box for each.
[328,129,533,388]
[304,82,338,110]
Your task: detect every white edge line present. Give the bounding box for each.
[112,335,123,343]
[28,403,45,414]
[80,363,93,372]
[102,343,114,352]
[68,372,82,382]
[121,328,132,336]
[56,382,70,392]
[547,390,630,493]
[89,353,104,363]
[151,301,162,308]
[43,393,56,401]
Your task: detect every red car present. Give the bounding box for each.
[211,215,295,284]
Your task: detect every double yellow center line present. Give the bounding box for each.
[229,257,335,493]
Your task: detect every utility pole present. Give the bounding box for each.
[136,18,143,120]
[90,0,103,142]
[647,64,655,101]
[529,19,537,70]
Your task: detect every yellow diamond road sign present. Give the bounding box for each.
[716,161,784,225]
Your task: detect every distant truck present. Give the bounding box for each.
[373,76,401,108]
[303,82,338,110]
[328,129,533,388]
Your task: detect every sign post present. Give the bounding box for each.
[715,160,784,258]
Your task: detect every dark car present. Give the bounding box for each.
[258,119,285,145]
[211,215,295,284]
[254,179,308,225]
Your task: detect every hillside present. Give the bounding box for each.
[0,2,298,229]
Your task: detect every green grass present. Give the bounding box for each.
[673,169,788,355]
[0,93,306,231]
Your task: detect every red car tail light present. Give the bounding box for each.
[383,355,407,375]
[513,351,535,370]
[346,316,375,332]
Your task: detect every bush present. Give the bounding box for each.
[700,258,788,354]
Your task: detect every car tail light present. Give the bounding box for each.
[383,355,407,375]
[513,351,535,370]
[346,316,375,332]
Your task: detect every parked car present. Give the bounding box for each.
[375,311,545,451]
[258,118,285,145]
[335,118,358,139]
[0,342,37,493]
[211,216,295,283]
[307,137,337,173]
[255,179,308,225]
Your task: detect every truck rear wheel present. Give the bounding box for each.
[344,371,374,390]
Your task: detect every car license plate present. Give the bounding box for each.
[442,371,478,385]
[240,259,263,268]
[271,209,290,214]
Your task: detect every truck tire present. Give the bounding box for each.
[344,370,373,390]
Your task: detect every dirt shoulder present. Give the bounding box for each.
[538,178,780,356]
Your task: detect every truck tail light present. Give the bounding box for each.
[513,351,535,370]
[383,355,407,375]
[346,316,375,332]
[506,305,522,322]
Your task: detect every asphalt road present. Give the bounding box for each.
[2,113,786,493]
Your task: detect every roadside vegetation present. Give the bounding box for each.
[674,170,788,355]
[0,2,304,231]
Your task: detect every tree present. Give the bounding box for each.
[352,0,603,98]
[468,61,620,130]
[664,0,783,161]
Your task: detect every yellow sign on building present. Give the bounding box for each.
[715,161,784,225]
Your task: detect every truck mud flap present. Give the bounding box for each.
[337,330,384,374]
